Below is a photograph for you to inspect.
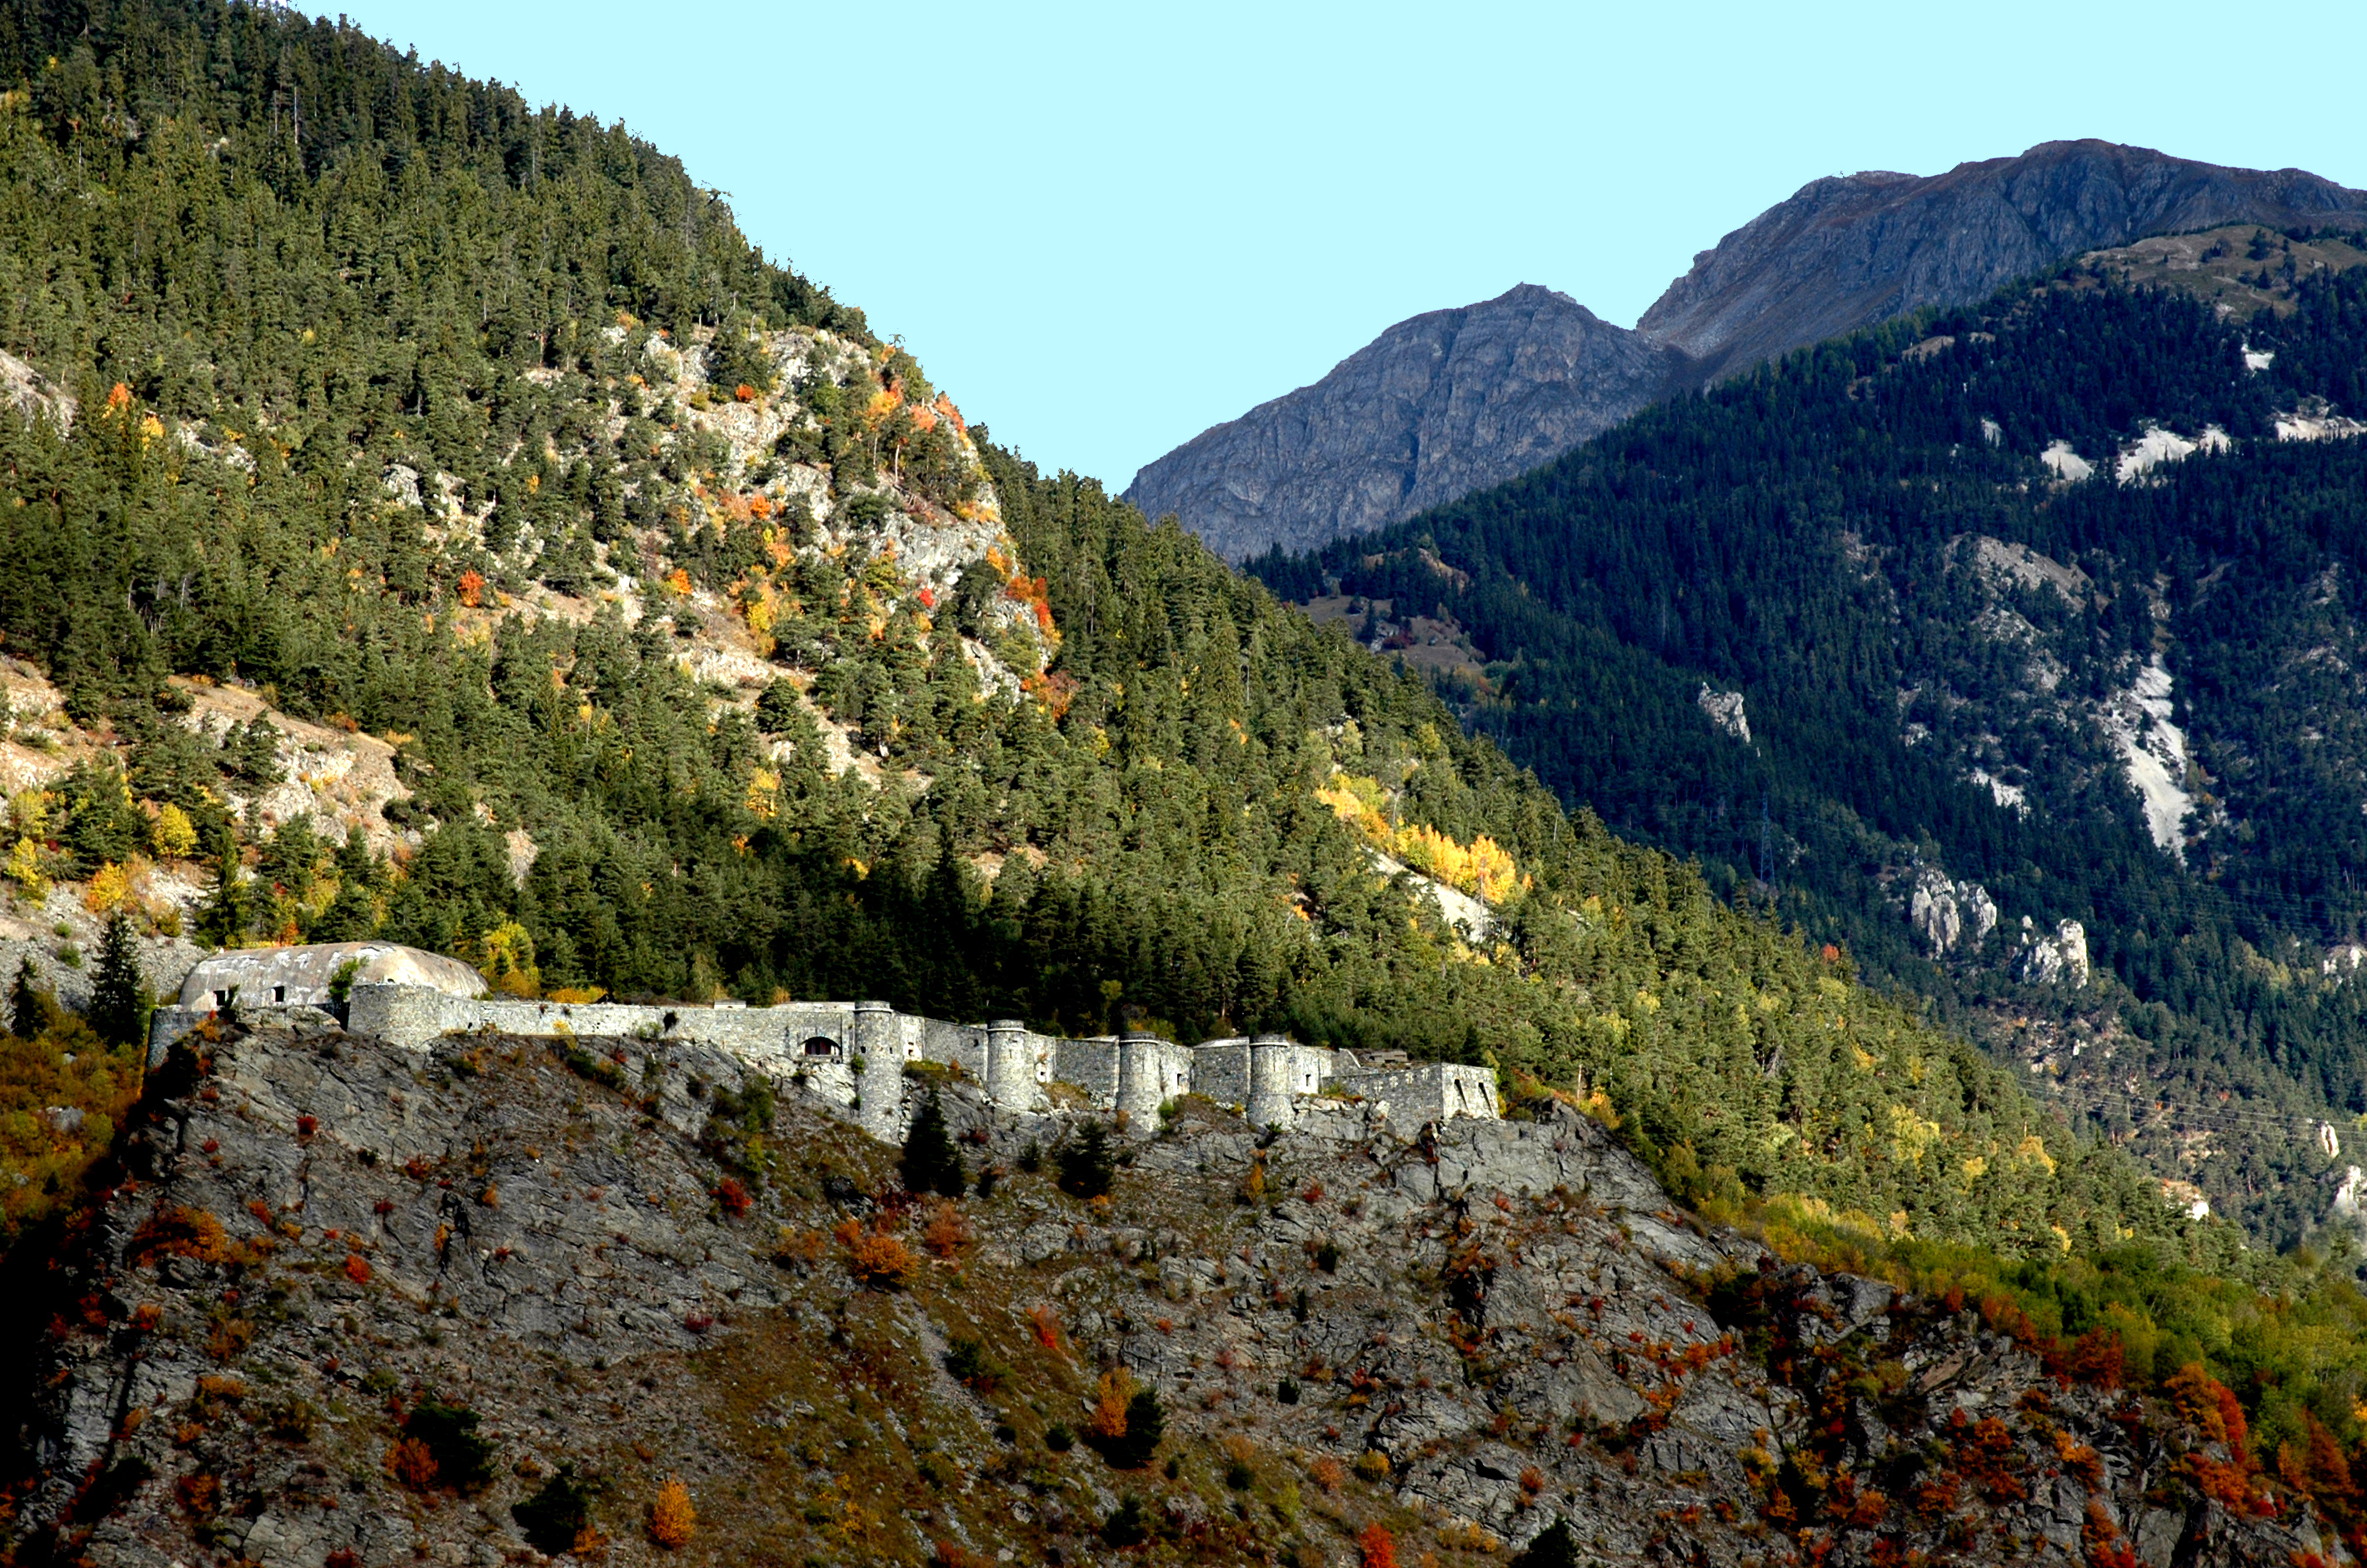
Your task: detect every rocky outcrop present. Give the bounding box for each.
[1909,867,1998,958]
[2015,916,2092,988]
[1123,286,1684,562]
[1696,683,1750,743]
[1130,142,2367,561]
[3,1018,2339,1566]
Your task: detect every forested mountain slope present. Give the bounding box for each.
[1251,252,2367,1247]
[1129,141,2367,562]
[0,0,2199,1261]
[17,4,2367,1561]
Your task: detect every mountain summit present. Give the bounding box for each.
[1640,138,2367,376]
[1122,284,1685,562]
[1128,140,2367,559]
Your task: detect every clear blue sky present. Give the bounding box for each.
[336,0,2367,495]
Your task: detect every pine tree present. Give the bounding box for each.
[899,1088,965,1196]
[9,957,42,1038]
[195,851,250,949]
[1112,1384,1166,1469]
[89,911,146,1048]
[1056,1121,1116,1201]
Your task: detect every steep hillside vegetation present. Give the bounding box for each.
[0,0,2209,1260]
[14,5,2367,1563]
[1252,258,2367,1247]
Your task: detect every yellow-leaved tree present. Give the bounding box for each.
[648,1477,695,1548]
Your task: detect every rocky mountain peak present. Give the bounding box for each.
[1131,142,2367,561]
[1639,139,2367,376]
[1124,283,1685,562]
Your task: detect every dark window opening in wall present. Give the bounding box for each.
[802,1037,840,1057]
[272,986,287,1003]
[212,990,229,1006]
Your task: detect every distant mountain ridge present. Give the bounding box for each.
[1128,139,2367,560]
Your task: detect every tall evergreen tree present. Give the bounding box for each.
[1056,1121,1116,1201]
[88,911,145,1049]
[8,957,42,1039]
[194,853,250,950]
[899,1089,966,1197]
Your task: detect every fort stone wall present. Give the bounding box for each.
[150,942,1499,1136]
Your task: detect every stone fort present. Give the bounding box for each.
[151,941,1499,1141]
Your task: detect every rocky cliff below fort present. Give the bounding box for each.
[3,1014,2340,1567]
[1127,141,2367,561]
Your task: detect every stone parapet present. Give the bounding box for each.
[158,968,1500,1139]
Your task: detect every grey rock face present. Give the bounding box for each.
[2015,916,2092,987]
[1123,285,1684,562]
[5,1026,2330,1567]
[1909,866,1998,958]
[1640,139,2367,378]
[1131,142,2367,562]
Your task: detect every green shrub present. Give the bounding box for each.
[404,1401,496,1493]
[943,1335,1008,1392]
[512,1465,597,1555]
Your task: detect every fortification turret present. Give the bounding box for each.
[1248,1034,1297,1131]
[984,1019,1034,1110]
[853,1001,902,1139]
[1115,1032,1168,1125]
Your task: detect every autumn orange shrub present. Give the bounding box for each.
[836,1216,916,1289]
[130,1207,232,1266]
[457,568,484,608]
[649,1477,696,1547]
[732,382,757,402]
[385,1436,439,1490]
[2184,1454,2263,1512]
[2164,1362,2250,1458]
[343,1253,372,1284]
[1911,1473,1959,1519]
[1310,1455,1346,1493]
[922,1199,971,1258]
[1086,1367,1135,1441]
[1030,1303,1065,1353]
[1358,1523,1397,1568]
[2083,1502,2138,1568]
[175,1471,218,1516]
[2054,1428,2106,1490]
